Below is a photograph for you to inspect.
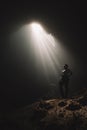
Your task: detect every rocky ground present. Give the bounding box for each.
[0,88,87,130]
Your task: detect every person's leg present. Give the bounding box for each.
[59,81,64,98]
[64,81,69,98]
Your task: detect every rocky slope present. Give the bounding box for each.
[1,88,87,130]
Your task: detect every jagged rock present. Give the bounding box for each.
[66,101,81,111]
[58,101,67,107]
[39,100,54,110]
[77,96,87,106]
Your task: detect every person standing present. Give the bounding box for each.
[59,64,72,98]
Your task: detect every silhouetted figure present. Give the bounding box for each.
[59,64,72,98]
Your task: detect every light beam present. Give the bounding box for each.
[10,21,74,82]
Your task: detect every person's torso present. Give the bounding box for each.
[61,69,71,81]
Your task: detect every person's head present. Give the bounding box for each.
[64,64,68,70]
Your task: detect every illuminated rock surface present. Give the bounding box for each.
[1,88,87,130]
